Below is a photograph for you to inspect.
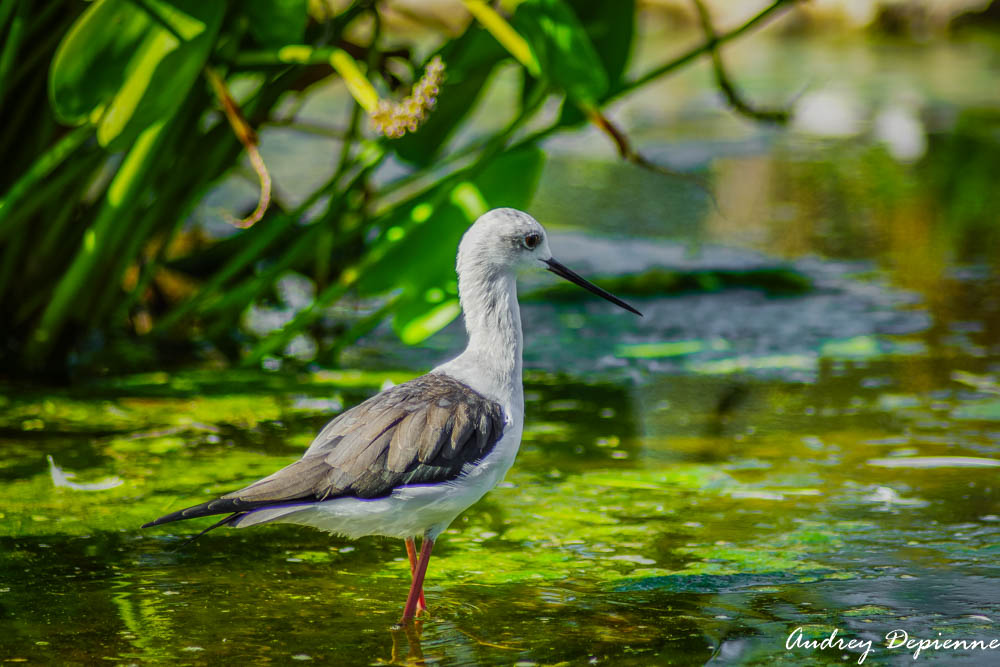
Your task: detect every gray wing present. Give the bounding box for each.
[143,374,506,527]
[238,373,506,501]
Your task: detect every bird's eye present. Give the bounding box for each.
[523,232,541,250]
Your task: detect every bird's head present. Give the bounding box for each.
[458,208,642,316]
[457,208,551,272]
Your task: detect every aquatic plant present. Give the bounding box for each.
[0,0,800,376]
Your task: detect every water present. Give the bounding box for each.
[3,33,1000,667]
[3,355,1000,664]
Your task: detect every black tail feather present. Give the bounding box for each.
[142,498,223,528]
[142,494,315,529]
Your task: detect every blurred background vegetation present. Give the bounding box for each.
[0,0,998,379]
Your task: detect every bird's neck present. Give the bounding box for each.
[455,268,523,402]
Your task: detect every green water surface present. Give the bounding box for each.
[3,334,1000,664]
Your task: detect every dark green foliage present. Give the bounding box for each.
[0,0,788,376]
[389,27,508,167]
[244,0,308,47]
[50,0,224,150]
[513,0,609,106]
[557,0,635,126]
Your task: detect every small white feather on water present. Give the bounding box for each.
[47,455,123,491]
[863,486,928,507]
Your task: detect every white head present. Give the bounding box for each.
[456,208,553,276]
[457,208,642,315]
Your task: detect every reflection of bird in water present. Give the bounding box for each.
[707,383,750,439]
[143,208,641,623]
[389,622,425,665]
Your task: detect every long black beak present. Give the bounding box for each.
[542,258,643,317]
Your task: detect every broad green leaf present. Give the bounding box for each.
[358,148,545,343]
[49,0,223,150]
[244,0,309,47]
[557,0,635,125]
[49,0,151,124]
[391,27,508,166]
[512,0,608,106]
[397,299,462,345]
[568,0,634,87]
[98,0,223,150]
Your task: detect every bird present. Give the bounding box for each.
[142,208,642,623]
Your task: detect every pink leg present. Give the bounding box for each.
[400,536,435,623]
[404,537,427,614]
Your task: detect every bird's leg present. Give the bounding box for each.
[400,536,435,623]
[404,537,428,614]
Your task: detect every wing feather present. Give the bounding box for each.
[387,412,418,472]
[445,402,475,458]
[143,373,507,527]
[418,404,453,461]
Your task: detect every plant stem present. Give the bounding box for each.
[0,0,26,109]
[616,0,795,99]
[14,191,83,325]
[0,126,92,230]
[241,151,386,365]
[6,9,64,93]
[690,0,789,123]
[24,120,172,368]
[0,216,27,308]
[0,0,19,37]
[234,46,340,67]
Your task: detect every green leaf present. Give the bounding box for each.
[397,299,462,345]
[243,0,308,47]
[512,0,608,106]
[557,0,635,125]
[391,27,508,167]
[49,0,223,150]
[358,148,545,343]
[49,0,152,125]
[568,0,634,88]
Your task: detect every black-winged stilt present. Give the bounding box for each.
[143,208,641,623]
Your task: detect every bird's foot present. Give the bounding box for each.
[396,602,429,627]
